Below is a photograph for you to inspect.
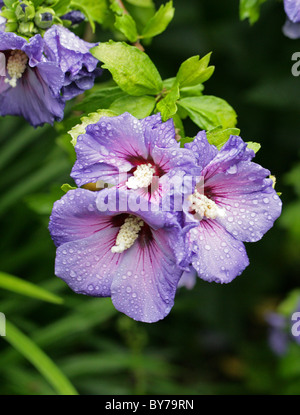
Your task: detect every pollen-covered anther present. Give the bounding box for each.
[5,50,28,88]
[126,163,155,190]
[188,189,226,220]
[111,215,144,253]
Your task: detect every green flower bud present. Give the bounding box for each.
[16,2,35,23]
[18,21,35,36]
[34,8,55,29]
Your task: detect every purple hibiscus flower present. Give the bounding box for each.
[71,112,196,203]
[0,26,101,127]
[180,131,282,284]
[43,25,101,101]
[0,31,65,126]
[49,187,187,323]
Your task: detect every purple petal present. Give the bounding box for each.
[184,130,218,170]
[110,227,183,322]
[207,161,282,242]
[55,227,118,298]
[282,18,300,38]
[71,113,148,186]
[0,66,64,127]
[177,268,197,289]
[187,219,249,283]
[284,0,300,23]
[49,189,109,247]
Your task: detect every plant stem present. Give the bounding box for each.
[115,0,145,51]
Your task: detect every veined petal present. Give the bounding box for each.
[49,188,109,247]
[188,219,249,283]
[185,130,218,170]
[284,0,300,23]
[71,113,148,186]
[207,161,282,242]
[110,227,183,323]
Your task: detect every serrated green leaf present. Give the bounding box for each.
[114,13,138,43]
[70,0,108,31]
[180,84,204,98]
[239,0,267,25]
[207,126,241,149]
[110,95,156,118]
[69,109,117,146]
[141,0,174,39]
[176,54,215,88]
[156,80,180,121]
[5,321,78,395]
[0,272,63,304]
[178,96,237,131]
[246,141,261,153]
[91,41,163,96]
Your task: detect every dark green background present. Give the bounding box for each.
[0,0,300,395]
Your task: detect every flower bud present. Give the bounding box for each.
[34,8,54,29]
[15,2,35,23]
[18,20,35,36]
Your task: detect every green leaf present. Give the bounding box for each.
[69,109,117,146]
[246,141,261,153]
[156,80,180,121]
[3,0,15,8]
[52,0,71,15]
[180,84,204,98]
[176,54,215,88]
[74,86,126,113]
[61,183,77,193]
[125,0,154,7]
[177,96,237,131]
[110,95,156,118]
[239,0,267,25]
[70,0,108,31]
[91,41,163,96]
[0,272,63,305]
[114,13,138,43]
[207,125,241,149]
[4,321,78,395]
[141,0,174,39]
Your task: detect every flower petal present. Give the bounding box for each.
[208,161,283,242]
[188,219,249,283]
[110,227,183,322]
[284,0,300,23]
[71,113,148,186]
[185,130,218,170]
[49,188,109,247]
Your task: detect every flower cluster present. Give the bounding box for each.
[0,24,101,126]
[49,113,282,323]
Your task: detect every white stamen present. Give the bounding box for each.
[188,189,226,220]
[111,215,144,254]
[4,50,28,88]
[126,163,155,190]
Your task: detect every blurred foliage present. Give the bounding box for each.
[1,0,300,395]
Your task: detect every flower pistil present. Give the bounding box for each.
[4,50,28,87]
[111,215,144,253]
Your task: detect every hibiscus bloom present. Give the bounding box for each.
[0,26,101,126]
[181,131,282,284]
[0,31,65,126]
[71,112,196,203]
[43,25,101,101]
[49,187,187,323]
